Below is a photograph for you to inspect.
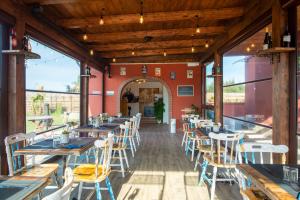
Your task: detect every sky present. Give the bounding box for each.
[26,39,80,92]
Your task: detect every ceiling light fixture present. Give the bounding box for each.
[90,49,94,56]
[195,15,200,33]
[192,46,195,53]
[251,43,255,48]
[163,50,167,57]
[205,41,209,48]
[99,8,104,25]
[113,58,116,62]
[83,33,88,41]
[246,47,250,52]
[132,50,135,55]
[140,0,144,24]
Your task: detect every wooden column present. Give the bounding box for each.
[102,70,105,113]
[271,0,289,163]
[8,14,25,135]
[214,52,223,124]
[80,62,89,127]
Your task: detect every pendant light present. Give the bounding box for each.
[83,27,88,40]
[99,8,104,25]
[113,58,116,62]
[191,46,195,53]
[90,49,94,56]
[205,41,209,48]
[139,0,144,24]
[191,35,195,53]
[132,49,135,55]
[195,15,200,33]
[163,50,167,57]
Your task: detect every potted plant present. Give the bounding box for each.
[154,98,165,124]
[61,130,70,144]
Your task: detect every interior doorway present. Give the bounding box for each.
[120,78,170,124]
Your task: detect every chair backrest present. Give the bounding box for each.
[94,133,114,177]
[117,123,130,147]
[129,117,138,136]
[209,132,244,165]
[42,167,74,200]
[182,123,190,132]
[136,113,142,129]
[5,132,36,176]
[236,142,289,164]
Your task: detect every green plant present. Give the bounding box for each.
[154,98,165,122]
[62,130,69,135]
[31,94,44,115]
[191,104,200,115]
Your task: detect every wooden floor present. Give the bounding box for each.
[80,124,242,200]
[47,123,242,200]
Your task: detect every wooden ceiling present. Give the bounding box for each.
[22,0,251,63]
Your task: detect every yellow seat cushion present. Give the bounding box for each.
[73,164,109,183]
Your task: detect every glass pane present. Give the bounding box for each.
[206,62,214,105]
[223,56,272,86]
[223,80,272,127]
[26,39,80,92]
[26,91,79,133]
[89,68,103,117]
[224,117,272,143]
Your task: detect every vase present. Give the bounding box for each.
[61,134,70,144]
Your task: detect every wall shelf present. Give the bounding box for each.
[2,50,41,59]
[257,47,296,56]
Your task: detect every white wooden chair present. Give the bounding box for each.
[181,123,190,147]
[5,133,59,185]
[42,167,74,200]
[235,142,289,200]
[110,123,130,177]
[126,118,137,157]
[73,133,115,200]
[199,132,244,200]
[135,113,142,145]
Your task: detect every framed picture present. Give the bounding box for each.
[155,67,161,76]
[177,85,194,96]
[170,72,176,80]
[187,70,193,79]
[120,67,126,76]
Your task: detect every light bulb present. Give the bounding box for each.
[163,51,167,57]
[99,17,104,25]
[90,49,94,56]
[140,14,144,24]
[191,47,195,53]
[196,26,200,33]
[83,34,88,40]
[113,58,116,62]
[251,43,255,48]
[132,51,135,55]
[246,47,250,52]
[205,42,209,48]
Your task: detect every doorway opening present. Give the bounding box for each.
[119,78,170,124]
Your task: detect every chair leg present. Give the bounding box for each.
[106,177,116,200]
[194,151,201,171]
[181,132,186,146]
[132,137,137,152]
[185,138,190,155]
[123,149,129,168]
[210,166,218,200]
[199,160,208,186]
[191,140,195,161]
[53,172,61,188]
[119,150,125,177]
[129,138,135,157]
[95,182,102,200]
[78,182,83,200]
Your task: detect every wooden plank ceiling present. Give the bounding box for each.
[22,0,250,63]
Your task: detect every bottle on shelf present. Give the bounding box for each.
[263,27,269,50]
[282,26,291,47]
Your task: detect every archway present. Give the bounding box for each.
[116,76,172,124]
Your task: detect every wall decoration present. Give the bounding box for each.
[187,70,193,79]
[141,65,147,76]
[106,90,114,96]
[170,72,176,80]
[120,67,126,76]
[177,85,194,96]
[155,67,161,76]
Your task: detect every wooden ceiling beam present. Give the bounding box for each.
[99,47,207,58]
[79,26,225,42]
[57,7,244,28]
[89,39,212,52]
[111,54,200,63]
[22,0,101,5]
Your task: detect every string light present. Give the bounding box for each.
[90,49,94,56]
[205,41,209,48]
[113,58,116,62]
[99,8,104,25]
[195,15,200,33]
[140,0,144,24]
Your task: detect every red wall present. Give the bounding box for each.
[103,63,202,124]
[88,68,103,116]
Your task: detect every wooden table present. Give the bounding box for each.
[0,176,50,200]
[73,124,120,137]
[27,115,53,131]
[14,137,96,169]
[237,164,299,200]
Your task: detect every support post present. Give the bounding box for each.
[214,52,223,124]
[80,62,89,128]
[102,70,105,113]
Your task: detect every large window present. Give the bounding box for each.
[203,62,215,120]
[26,39,80,134]
[296,5,300,163]
[223,25,273,143]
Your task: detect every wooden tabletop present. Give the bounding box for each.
[237,164,297,200]
[0,176,50,200]
[73,124,120,133]
[14,137,96,156]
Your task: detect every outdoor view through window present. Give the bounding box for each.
[26,39,80,134]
